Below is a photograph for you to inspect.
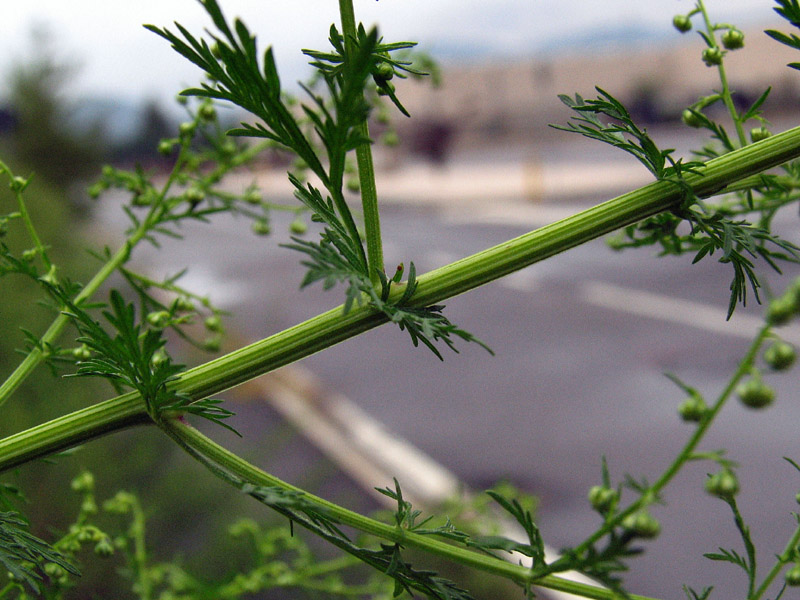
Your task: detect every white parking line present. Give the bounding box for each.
[580,280,800,344]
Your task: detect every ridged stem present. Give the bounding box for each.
[163,419,658,600]
[2,123,800,480]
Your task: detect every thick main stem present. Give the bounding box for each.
[3,124,800,472]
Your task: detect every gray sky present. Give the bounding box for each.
[0,1,777,105]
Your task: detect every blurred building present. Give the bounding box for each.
[391,24,800,157]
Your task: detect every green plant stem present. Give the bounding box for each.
[751,518,800,600]
[339,0,384,284]
[3,124,800,472]
[698,0,747,147]
[0,149,187,408]
[0,161,52,271]
[0,390,148,473]
[162,418,658,600]
[128,495,152,600]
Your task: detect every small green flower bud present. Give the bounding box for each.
[172,296,195,313]
[588,485,618,513]
[736,378,775,409]
[81,497,98,515]
[178,121,196,138]
[681,109,703,128]
[94,537,115,558]
[243,188,261,204]
[764,341,796,371]
[376,107,391,125]
[678,393,707,422]
[39,264,58,286]
[750,127,772,143]
[252,219,271,236]
[786,564,800,587]
[377,81,396,96]
[175,94,188,106]
[9,176,28,192]
[77,527,94,543]
[44,562,66,578]
[374,62,394,81]
[672,14,692,33]
[702,47,724,67]
[767,295,797,326]
[382,130,400,147]
[705,470,739,499]
[204,315,222,332]
[21,249,37,262]
[289,218,308,235]
[69,471,94,492]
[158,139,176,155]
[147,311,171,329]
[622,511,661,539]
[87,182,106,199]
[721,29,745,50]
[103,491,136,514]
[221,140,237,156]
[202,336,221,352]
[185,186,205,205]
[72,344,91,361]
[211,42,223,59]
[346,177,360,192]
[198,103,217,122]
[151,351,168,367]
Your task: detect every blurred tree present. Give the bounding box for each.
[3,26,104,192]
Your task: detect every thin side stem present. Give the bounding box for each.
[0,148,187,407]
[555,324,771,568]
[751,518,800,600]
[698,0,747,147]
[163,419,658,600]
[0,161,52,271]
[339,0,384,284]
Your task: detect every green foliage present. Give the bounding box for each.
[146,0,487,359]
[553,87,799,319]
[4,0,800,599]
[766,0,800,70]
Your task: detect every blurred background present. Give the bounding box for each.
[2,1,800,599]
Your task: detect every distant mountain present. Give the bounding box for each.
[425,23,674,64]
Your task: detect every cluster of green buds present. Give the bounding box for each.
[673,9,745,67]
[371,55,396,98]
[202,312,224,351]
[59,472,117,562]
[740,278,800,410]
[87,165,156,205]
